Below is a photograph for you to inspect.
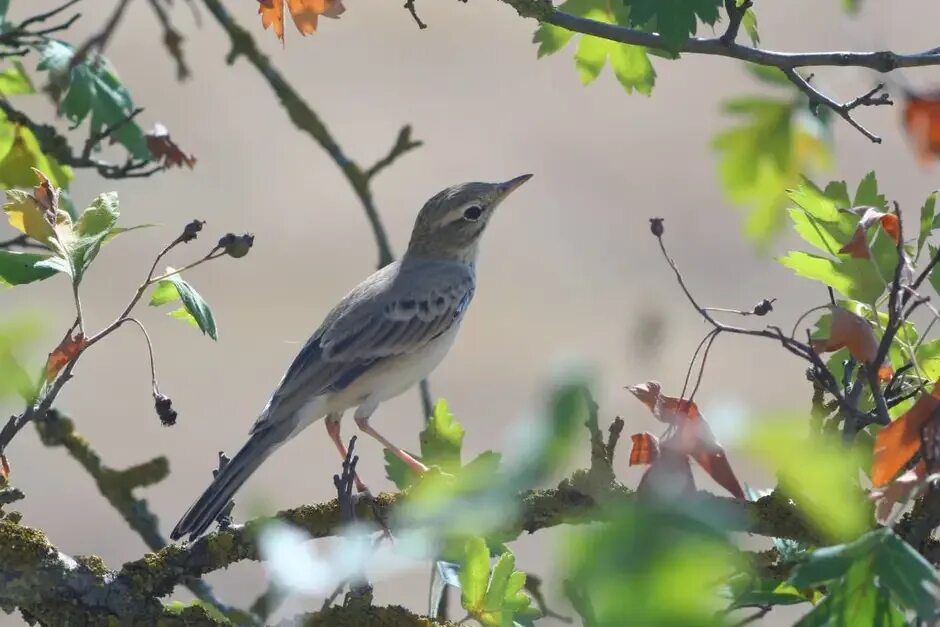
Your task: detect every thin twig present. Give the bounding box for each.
[783,70,892,143]
[81,107,144,160]
[70,0,135,68]
[403,0,427,29]
[147,0,190,80]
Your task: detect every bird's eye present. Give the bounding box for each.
[462,205,483,222]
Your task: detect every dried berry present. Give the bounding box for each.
[179,220,205,244]
[649,217,664,237]
[154,393,178,427]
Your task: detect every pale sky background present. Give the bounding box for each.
[1,0,939,625]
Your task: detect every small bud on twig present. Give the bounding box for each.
[649,217,664,237]
[179,220,205,244]
[751,298,776,316]
[154,393,177,427]
[217,233,255,258]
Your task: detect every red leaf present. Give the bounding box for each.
[872,381,940,487]
[838,226,870,259]
[45,332,88,382]
[145,124,196,170]
[869,460,926,523]
[629,432,659,466]
[627,381,745,499]
[903,92,940,165]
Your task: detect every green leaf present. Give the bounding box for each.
[789,532,880,588]
[169,306,199,328]
[59,192,120,282]
[483,551,515,612]
[0,250,60,286]
[853,171,887,209]
[625,0,722,46]
[151,270,218,340]
[533,0,655,95]
[917,191,936,261]
[778,251,884,303]
[872,529,940,617]
[746,417,869,542]
[460,537,490,613]
[714,96,831,248]
[421,399,464,469]
[0,61,35,95]
[37,41,150,160]
[915,339,940,381]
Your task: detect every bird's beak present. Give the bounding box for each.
[497,173,533,197]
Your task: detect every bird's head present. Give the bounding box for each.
[405,174,532,263]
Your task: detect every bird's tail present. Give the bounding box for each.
[170,423,286,542]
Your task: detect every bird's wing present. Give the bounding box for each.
[250,261,474,432]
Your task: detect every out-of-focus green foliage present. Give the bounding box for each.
[714,68,832,248]
[565,502,743,626]
[0,316,41,403]
[746,416,869,541]
[790,528,940,624]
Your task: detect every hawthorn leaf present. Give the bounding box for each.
[533,0,655,95]
[778,251,883,303]
[460,537,489,612]
[0,250,60,286]
[917,191,936,260]
[624,0,722,46]
[37,41,149,160]
[0,61,34,95]
[150,270,218,340]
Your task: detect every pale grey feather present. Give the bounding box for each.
[250,258,474,433]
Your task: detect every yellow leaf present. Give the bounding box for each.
[3,189,54,245]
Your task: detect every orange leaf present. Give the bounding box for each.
[872,381,940,487]
[903,92,940,166]
[879,213,900,244]
[258,0,344,42]
[838,226,870,259]
[627,381,745,499]
[31,167,59,218]
[629,432,659,466]
[0,454,9,482]
[811,306,879,364]
[45,332,88,382]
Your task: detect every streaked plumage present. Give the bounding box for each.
[170,174,531,541]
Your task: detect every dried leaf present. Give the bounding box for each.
[903,92,940,165]
[30,168,59,218]
[811,306,879,364]
[869,461,927,523]
[872,381,940,487]
[145,124,196,169]
[0,454,9,481]
[258,0,344,42]
[627,381,745,499]
[838,226,870,259]
[628,432,659,466]
[45,332,87,382]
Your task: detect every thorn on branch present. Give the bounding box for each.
[605,417,624,464]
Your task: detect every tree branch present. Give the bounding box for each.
[782,71,892,143]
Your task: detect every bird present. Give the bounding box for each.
[170,174,532,541]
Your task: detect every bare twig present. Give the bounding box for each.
[147,0,190,80]
[70,0,135,68]
[783,70,892,143]
[403,0,427,29]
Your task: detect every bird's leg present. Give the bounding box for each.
[354,415,428,474]
[325,414,369,493]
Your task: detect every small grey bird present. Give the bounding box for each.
[170,174,532,541]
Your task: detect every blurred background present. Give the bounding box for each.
[1,0,939,624]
